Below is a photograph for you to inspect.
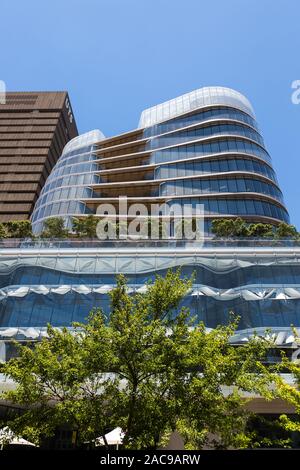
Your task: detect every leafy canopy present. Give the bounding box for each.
[211,218,298,239]
[1,270,276,449]
[72,215,98,238]
[273,329,300,435]
[40,217,69,239]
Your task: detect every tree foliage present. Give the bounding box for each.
[212,218,298,239]
[211,218,249,237]
[248,223,274,238]
[0,220,33,239]
[275,222,298,239]
[273,329,300,435]
[72,215,98,238]
[0,223,7,239]
[1,270,276,449]
[40,217,69,239]
[5,220,33,238]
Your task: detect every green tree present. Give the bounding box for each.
[1,271,276,449]
[6,220,33,238]
[248,223,274,238]
[72,216,98,238]
[212,218,298,240]
[211,218,249,238]
[0,319,117,446]
[177,321,275,449]
[82,215,98,238]
[41,217,69,239]
[106,270,194,448]
[273,330,300,436]
[72,217,86,237]
[0,223,7,239]
[275,222,298,239]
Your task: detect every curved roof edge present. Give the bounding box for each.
[62,129,105,155]
[138,86,255,129]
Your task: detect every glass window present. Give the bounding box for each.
[254,180,263,194]
[44,206,50,217]
[236,200,246,214]
[83,187,92,198]
[210,160,220,172]
[228,159,237,171]
[218,200,228,213]
[245,179,255,192]
[184,180,194,194]
[219,140,229,152]
[159,183,166,196]
[227,200,236,214]
[227,140,237,151]
[63,166,71,175]
[39,207,45,219]
[210,142,220,153]
[69,175,77,185]
[60,188,69,199]
[237,179,246,192]
[192,179,202,193]
[208,199,218,214]
[47,191,54,203]
[270,204,277,219]
[245,199,255,213]
[228,179,237,192]
[219,179,228,192]
[237,159,246,171]
[202,161,211,173]
[84,173,92,184]
[77,175,85,185]
[238,139,247,152]
[202,143,211,154]
[54,189,62,201]
[176,181,184,196]
[254,200,263,214]
[263,201,272,217]
[68,201,77,213]
[59,202,68,214]
[209,179,219,193]
[219,160,229,172]
[245,159,253,172]
[186,162,194,174]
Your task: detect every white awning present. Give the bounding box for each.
[95,427,125,446]
[0,427,37,448]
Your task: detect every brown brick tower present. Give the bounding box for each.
[0,91,78,221]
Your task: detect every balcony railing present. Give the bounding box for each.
[0,237,299,250]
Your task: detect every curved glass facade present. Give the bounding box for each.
[146,122,264,149]
[160,177,283,203]
[138,86,255,127]
[168,198,288,222]
[151,138,272,166]
[143,106,259,138]
[0,87,296,362]
[156,158,277,182]
[0,245,299,336]
[31,87,289,233]
[32,130,104,233]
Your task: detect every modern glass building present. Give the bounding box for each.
[31,87,289,235]
[0,87,298,363]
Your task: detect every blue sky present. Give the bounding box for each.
[1,0,300,227]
